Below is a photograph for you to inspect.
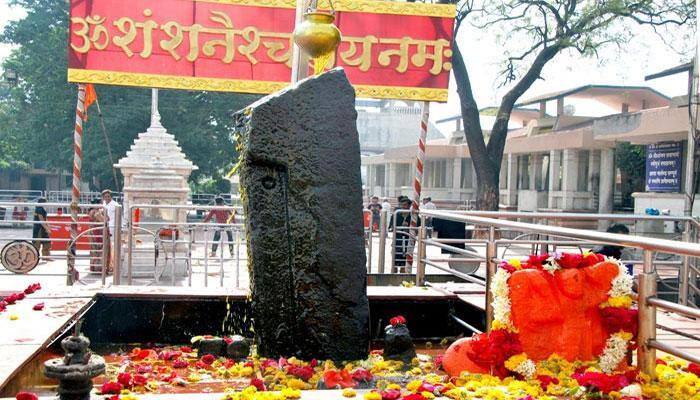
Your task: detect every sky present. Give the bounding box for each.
[0,1,693,132]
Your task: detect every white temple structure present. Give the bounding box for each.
[115,89,197,223]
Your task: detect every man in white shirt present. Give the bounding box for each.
[102,189,119,272]
[421,197,437,237]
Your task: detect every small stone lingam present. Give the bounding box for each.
[44,331,105,400]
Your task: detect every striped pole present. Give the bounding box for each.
[406,101,430,270]
[68,84,86,285]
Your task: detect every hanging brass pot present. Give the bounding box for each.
[292,11,341,59]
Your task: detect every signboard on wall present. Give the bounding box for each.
[645,141,682,192]
[68,0,455,102]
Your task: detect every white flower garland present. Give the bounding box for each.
[598,332,631,374]
[512,359,537,380]
[606,257,634,298]
[490,268,513,327]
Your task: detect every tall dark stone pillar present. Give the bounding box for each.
[234,68,369,361]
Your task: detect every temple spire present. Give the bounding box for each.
[150,88,163,128]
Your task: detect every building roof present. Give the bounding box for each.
[516,84,671,111]
[645,61,693,81]
[435,107,544,125]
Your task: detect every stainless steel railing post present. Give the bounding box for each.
[485,226,497,332]
[638,249,657,378]
[101,220,109,286]
[378,210,387,273]
[366,214,373,274]
[219,229,225,287]
[415,225,427,286]
[235,229,241,289]
[113,205,122,285]
[204,228,209,287]
[187,227,193,287]
[680,220,691,305]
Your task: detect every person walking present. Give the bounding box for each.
[421,197,437,237]
[203,197,235,257]
[389,197,419,272]
[32,198,51,263]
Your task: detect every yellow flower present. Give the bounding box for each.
[285,379,310,390]
[363,392,382,400]
[187,373,201,382]
[9,314,18,320]
[504,353,528,371]
[386,383,401,391]
[601,295,633,308]
[280,388,301,399]
[508,258,522,269]
[342,388,357,398]
[406,380,422,392]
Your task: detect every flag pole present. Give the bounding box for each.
[68,84,86,285]
[406,101,430,271]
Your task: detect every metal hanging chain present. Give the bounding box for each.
[305,0,336,14]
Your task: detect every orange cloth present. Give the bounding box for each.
[83,84,97,120]
[442,260,621,376]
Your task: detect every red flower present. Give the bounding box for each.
[402,395,427,400]
[260,359,278,370]
[582,252,605,267]
[172,359,189,369]
[573,372,629,393]
[287,365,314,381]
[527,254,550,269]
[24,283,41,294]
[117,372,133,388]
[132,374,148,387]
[310,359,318,367]
[557,252,583,269]
[499,261,517,274]
[32,303,44,311]
[200,354,216,365]
[195,360,209,369]
[180,346,193,353]
[323,369,356,389]
[687,363,700,377]
[4,294,18,305]
[0,300,7,312]
[656,358,667,366]
[380,389,401,400]
[15,292,25,301]
[536,375,559,390]
[15,392,38,400]
[100,381,123,394]
[223,336,233,344]
[516,396,534,400]
[108,396,120,400]
[417,382,437,394]
[136,365,153,374]
[466,329,524,378]
[389,315,406,326]
[251,378,266,391]
[351,367,373,383]
[129,348,154,361]
[600,307,639,336]
[433,354,443,370]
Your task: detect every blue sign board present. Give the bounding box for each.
[645,141,682,192]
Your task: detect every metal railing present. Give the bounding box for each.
[414,209,700,377]
[0,201,111,283]
[125,203,245,288]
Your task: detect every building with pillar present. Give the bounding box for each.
[362,84,699,216]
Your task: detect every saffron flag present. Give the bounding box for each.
[83,83,97,121]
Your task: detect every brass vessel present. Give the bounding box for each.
[292,12,341,59]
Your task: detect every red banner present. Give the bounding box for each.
[68,0,455,102]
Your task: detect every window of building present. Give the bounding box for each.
[577,150,590,192]
[373,165,385,186]
[460,159,474,189]
[517,155,530,190]
[426,159,447,188]
[395,164,411,187]
[553,151,563,191]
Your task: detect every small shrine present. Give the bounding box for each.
[115,89,197,281]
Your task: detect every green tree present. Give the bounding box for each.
[0,0,257,192]
[450,0,694,210]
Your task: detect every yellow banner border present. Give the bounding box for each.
[197,0,456,18]
[68,69,448,102]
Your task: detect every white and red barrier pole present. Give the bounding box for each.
[68,83,86,285]
[406,101,429,270]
